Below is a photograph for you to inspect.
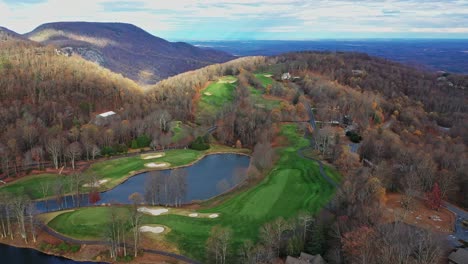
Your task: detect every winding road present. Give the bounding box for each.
[444,202,468,247]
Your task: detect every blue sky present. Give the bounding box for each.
[1,0,467,40]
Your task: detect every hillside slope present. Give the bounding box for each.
[25,22,234,84]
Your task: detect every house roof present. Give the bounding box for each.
[285,253,327,264]
[449,248,468,264]
[98,111,116,117]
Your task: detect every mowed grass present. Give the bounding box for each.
[87,149,202,189]
[0,174,71,200]
[254,73,274,87]
[197,78,236,120]
[249,87,281,110]
[46,124,339,261]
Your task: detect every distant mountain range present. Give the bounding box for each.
[6,22,234,84]
[190,39,468,74]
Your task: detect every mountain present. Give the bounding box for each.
[0,26,29,42]
[25,22,234,84]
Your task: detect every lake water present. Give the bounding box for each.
[0,243,106,264]
[35,154,250,212]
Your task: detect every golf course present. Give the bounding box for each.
[44,124,340,261]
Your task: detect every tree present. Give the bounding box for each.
[206,226,232,264]
[65,141,82,170]
[46,137,63,169]
[129,192,143,257]
[426,182,442,211]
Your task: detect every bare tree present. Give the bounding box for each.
[46,138,63,169]
[65,141,82,170]
[206,226,232,264]
[129,192,143,257]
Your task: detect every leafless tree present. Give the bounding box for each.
[65,141,82,170]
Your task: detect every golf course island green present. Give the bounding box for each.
[45,124,340,261]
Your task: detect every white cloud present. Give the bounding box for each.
[0,0,467,38]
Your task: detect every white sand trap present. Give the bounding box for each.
[204,92,212,96]
[145,162,170,168]
[142,153,165,160]
[189,213,199,217]
[139,226,165,234]
[209,214,219,218]
[264,74,273,77]
[83,179,108,187]
[138,207,169,216]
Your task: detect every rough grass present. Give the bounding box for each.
[249,87,281,109]
[0,174,71,200]
[46,124,339,261]
[170,121,188,143]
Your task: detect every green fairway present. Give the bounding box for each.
[46,124,340,261]
[249,86,281,109]
[0,174,71,200]
[197,77,236,121]
[254,73,274,87]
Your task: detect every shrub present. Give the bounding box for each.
[346,131,362,143]
[189,136,210,150]
[136,134,151,148]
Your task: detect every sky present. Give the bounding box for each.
[1,0,468,40]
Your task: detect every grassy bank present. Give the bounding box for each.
[0,145,249,200]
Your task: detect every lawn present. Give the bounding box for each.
[46,124,339,261]
[249,86,281,110]
[254,73,274,88]
[196,78,236,121]
[0,174,71,200]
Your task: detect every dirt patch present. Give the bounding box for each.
[383,193,455,233]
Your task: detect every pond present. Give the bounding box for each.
[0,243,106,264]
[35,154,250,212]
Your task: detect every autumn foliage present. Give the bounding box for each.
[426,182,442,210]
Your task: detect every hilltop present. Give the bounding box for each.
[25,22,234,84]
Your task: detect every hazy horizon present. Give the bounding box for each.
[1,0,468,40]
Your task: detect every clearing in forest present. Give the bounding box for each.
[196,76,236,122]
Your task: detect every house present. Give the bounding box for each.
[448,248,468,264]
[94,111,120,126]
[285,252,326,264]
[281,72,291,80]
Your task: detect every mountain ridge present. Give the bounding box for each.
[24,21,234,84]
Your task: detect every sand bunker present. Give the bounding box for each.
[145,162,170,168]
[209,214,219,218]
[142,153,165,160]
[264,74,273,77]
[83,179,108,187]
[204,92,212,96]
[138,207,169,216]
[140,226,165,234]
[189,213,199,217]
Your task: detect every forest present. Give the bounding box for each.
[0,37,466,264]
